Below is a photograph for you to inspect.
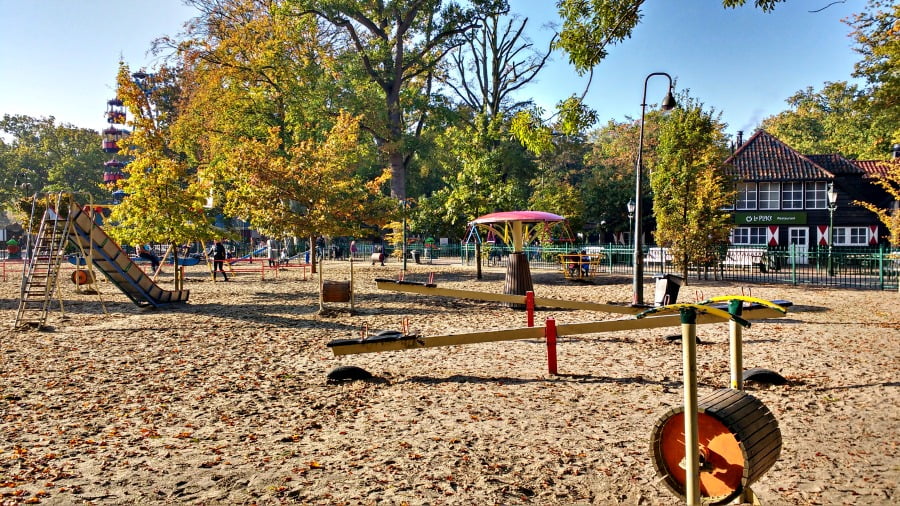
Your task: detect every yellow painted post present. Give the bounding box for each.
[512,221,524,251]
[680,308,701,506]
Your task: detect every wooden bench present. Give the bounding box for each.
[721,248,767,271]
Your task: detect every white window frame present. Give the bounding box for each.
[758,182,781,210]
[834,226,868,246]
[805,181,827,209]
[731,227,767,245]
[736,183,757,210]
[782,182,803,210]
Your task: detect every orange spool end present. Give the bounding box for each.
[650,389,782,505]
[71,270,94,285]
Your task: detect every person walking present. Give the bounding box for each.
[213,239,229,281]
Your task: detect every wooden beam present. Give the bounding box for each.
[375,280,642,315]
[328,305,786,356]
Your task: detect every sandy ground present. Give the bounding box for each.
[1,258,898,505]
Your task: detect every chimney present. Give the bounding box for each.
[737,131,744,148]
[893,143,900,159]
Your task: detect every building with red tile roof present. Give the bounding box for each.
[722,130,896,251]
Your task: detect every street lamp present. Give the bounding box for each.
[626,199,635,246]
[633,72,677,305]
[827,182,838,276]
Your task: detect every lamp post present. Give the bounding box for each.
[626,200,635,247]
[401,199,408,271]
[827,182,838,276]
[633,72,677,305]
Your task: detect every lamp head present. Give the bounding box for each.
[626,199,636,214]
[661,90,677,111]
[827,182,838,207]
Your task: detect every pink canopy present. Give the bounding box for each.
[469,211,565,225]
[469,211,568,251]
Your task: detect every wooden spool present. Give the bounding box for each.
[322,280,351,303]
[650,389,782,505]
[503,252,533,309]
[71,270,94,285]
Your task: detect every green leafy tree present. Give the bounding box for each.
[0,115,106,211]
[651,94,734,283]
[761,82,889,160]
[427,114,523,233]
[582,115,666,242]
[173,0,394,267]
[109,64,216,257]
[288,0,505,200]
[847,0,900,146]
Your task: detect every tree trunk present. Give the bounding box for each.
[475,240,482,280]
[309,236,316,274]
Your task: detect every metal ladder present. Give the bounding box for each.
[14,193,72,329]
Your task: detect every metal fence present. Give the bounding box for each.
[452,243,899,291]
[202,240,900,291]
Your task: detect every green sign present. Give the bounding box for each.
[733,212,807,225]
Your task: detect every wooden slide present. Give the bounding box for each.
[66,202,189,308]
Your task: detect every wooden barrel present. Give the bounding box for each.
[322,280,351,302]
[650,389,782,504]
[503,252,533,309]
[71,270,94,285]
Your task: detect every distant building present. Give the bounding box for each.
[722,130,897,256]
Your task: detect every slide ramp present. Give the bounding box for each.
[67,203,189,308]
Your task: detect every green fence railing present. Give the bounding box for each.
[220,240,899,291]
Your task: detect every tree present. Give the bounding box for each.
[855,162,900,246]
[445,10,552,119]
[760,81,888,159]
[289,0,506,200]
[846,0,900,146]
[172,0,394,265]
[651,94,734,283]
[426,114,524,233]
[0,115,106,212]
[108,64,216,261]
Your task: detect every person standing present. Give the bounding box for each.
[213,239,229,281]
[267,237,278,267]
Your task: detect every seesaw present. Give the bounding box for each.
[374,277,645,315]
[327,296,790,505]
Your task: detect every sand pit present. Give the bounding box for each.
[1,260,898,504]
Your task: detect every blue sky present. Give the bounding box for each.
[0,0,864,140]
